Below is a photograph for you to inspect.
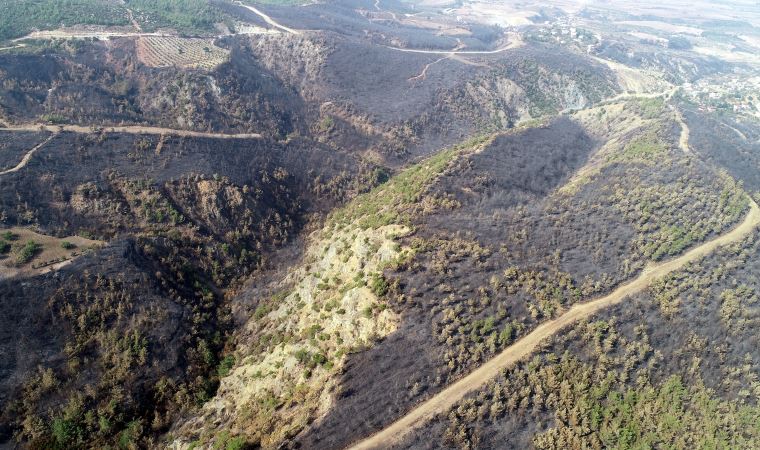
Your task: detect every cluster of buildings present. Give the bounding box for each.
[527,18,600,49]
[681,76,760,117]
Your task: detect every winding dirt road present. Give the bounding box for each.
[0,124,261,139]
[387,33,523,55]
[408,56,448,82]
[0,134,56,175]
[348,199,760,449]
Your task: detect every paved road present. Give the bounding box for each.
[347,198,760,449]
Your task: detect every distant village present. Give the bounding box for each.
[681,75,760,118]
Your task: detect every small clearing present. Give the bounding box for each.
[0,228,103,280]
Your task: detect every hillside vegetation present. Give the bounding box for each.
[170,136,492,448]
[0,130,384,448]
[403,223,760,449]
[1,1,759,448]
[0,0,230,42]
[125,0,231,34]
[0,0,129,41]
[295,98,750,450]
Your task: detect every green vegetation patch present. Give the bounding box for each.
[212,430,246,450]
[620,134,666,160]
[126,0,230,34]
[244,0,306,5]
[328,135,491,230]
[535,373,760,449]
[15,240,42,265]
[630,97,667,120]
[0,0,129,42]
[614,165,748,262]
[0,0,230,42]
[0,231,14,254]
[609,126,667,163]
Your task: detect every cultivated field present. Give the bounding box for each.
[136,36,229,69]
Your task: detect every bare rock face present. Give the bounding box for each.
[244,33,332,99]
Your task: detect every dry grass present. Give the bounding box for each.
[0,227,103,279]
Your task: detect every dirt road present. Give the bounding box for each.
[14,30,169,41]
[0,124,262,139]
[348,199,760,449]
[234,1,301,35]
[674,110,691,153]
[0,134,56,176]
[408,56,448,82]
[0,125,261,176]
[0,44,26,51]
[387,34,522,55]
[126,8,143,32]
[602,86,679,104]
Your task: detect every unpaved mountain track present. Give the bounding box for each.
[347,199,760,449]
[234,1,301,35]
[0,134,56,176]
[14,30,170,41]
[126,8,143,32]
[0,124,262,139]
[386,36,522,55]
[675,110,691,153]
[0,125,261,177]
[598,84,680,105]
[408,56,448,82]
[722,122,748,141]
[0,44,26,51]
